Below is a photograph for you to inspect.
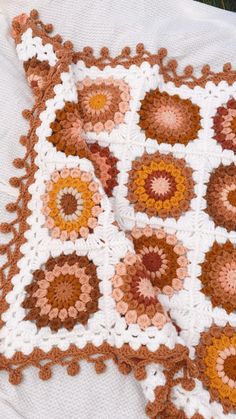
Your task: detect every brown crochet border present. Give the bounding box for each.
[0,8,234,418]
[12,10,236,89]
[0,342,198,418]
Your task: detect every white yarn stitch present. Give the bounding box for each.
[0,62,181,361]
[3,26,236,416]
[16,28,57,65]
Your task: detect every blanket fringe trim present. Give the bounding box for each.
[0,342,198,418]
[11,9,236,88]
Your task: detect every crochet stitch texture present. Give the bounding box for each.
[1,9,236,418]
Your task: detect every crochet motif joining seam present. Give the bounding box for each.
[0,9,236,419]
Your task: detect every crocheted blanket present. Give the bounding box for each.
[1,10,236,418]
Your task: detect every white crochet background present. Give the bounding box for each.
[0,3,236,418]
[0,50,182,362]
[72,59,236,417]
[73,57,236,353]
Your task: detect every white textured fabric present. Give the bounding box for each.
[0,1,235,418]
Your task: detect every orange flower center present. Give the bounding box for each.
[89,94,107,110]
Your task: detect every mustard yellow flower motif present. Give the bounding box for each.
[127,152,195,219]
[42,167,102,240]
[196,325,236,413]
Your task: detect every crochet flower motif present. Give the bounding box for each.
[200,241,236,313]
[76,76,130,133]
[22,253,101,331]
[213,98,236,153]
[48,102,91,157]
[88,143,119,197]
[24,58,49,95]
[196,324,236,413]
[42,167,102,240]
[130,226,188,296]
[112,253,169,330]
[11,13,28,39]
[205,163,236,232]
[127,152,195,219]
[138,89,201,145]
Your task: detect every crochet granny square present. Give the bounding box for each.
[1,10,236,418]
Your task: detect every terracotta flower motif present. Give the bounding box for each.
[200,241,236,313]
[131,226,188,296]
[127,152,195,219]
[196,324,236,413]
[42,167,103,241]
[24,58,50,95]
[22,253,101,331]
[48,102,92,157]
[11,13,28,40]
[112,253,169,330]
[213,98,236,153]
[138,89,201,145]
[88,143,119,197]
[76,76,130,133]
[205,163,236,232]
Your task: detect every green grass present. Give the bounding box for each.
[195,0,236,11]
